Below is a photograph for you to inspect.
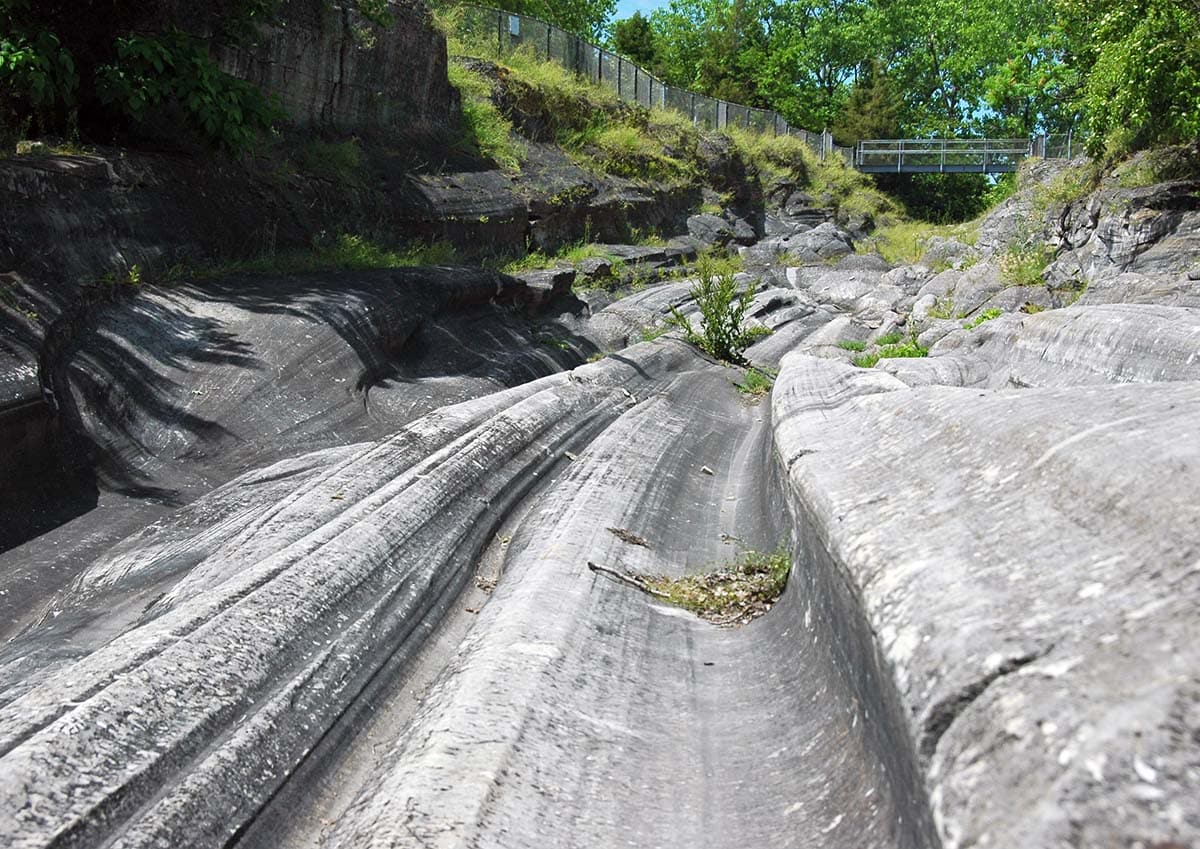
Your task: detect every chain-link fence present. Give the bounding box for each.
[453,3,848,158]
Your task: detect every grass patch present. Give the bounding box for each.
[837,339,867,352]
[640,323,671,342]
[642,549,790,626]
[1031,160,1103,212]
[447,61,524,171]
[1000,244,1055,288]
[735,366,776,399]
[860,220,979,266]
[963,307,1002,329]
[1021,302,1046,314]
[875,331,903,345]
[183,234,460,279]
[927,296,955,320]
[851,333,929,368]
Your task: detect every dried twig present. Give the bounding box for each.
[587,561,670,598]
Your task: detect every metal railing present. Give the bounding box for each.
[454,3,850,157]
[856,138,1030,173]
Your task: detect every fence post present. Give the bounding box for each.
[547,24,551,61]
[1067,128,1073,160]
[496,11,502,56]
[941,138,946,173]
[691,93,696,125]
[618,56,623,99]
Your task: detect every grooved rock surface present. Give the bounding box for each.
[773,355,1200,848]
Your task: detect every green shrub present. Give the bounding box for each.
[667,259,759,363]
[0,29,78,137]
[875,331,903,345]
[837,339,867,352]
[95,30,280,153]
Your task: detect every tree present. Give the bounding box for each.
[831,58,902,144]
[611,12,660,69]
[502,0,617,41]
[1057,0,1200,154]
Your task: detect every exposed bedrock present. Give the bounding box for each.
[772,352,1200,848]
[0,343,696,849]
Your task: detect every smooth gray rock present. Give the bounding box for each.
[686,212,737,247]
[773,354,1200,848]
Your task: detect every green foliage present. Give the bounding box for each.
[831,58,902,145]
[611,12,660,68]
[667,259,759,363]
[875,331,903,345]
[837,339,867,351]
[0,29,78,135]
[1059,0,1200,154]
[735,365,776,398]
[1000,243,1055,287]
[643,549,791,625]
[963,307,1003,328]
[1032,160,1102,210]
[446,61,524,170]
[96,30,279,152]
[927,296,955,319]
[852,332,929,367]
[197,234,460,278]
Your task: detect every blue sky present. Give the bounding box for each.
[615,0,666,19]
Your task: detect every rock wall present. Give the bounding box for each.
[217,0,457,135]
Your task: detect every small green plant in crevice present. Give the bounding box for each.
[875,331,903,345]
[1000,243,1055,288]
[639,323,671,343]
[837,339,867,352]
[963,307,1002,329]
[539,337,571,351]
[735,366,776,399]
[666,258,759,364]
[851,333,929,368]
[1032,160,1103,212]
[642,549,791,626]
[1021,301,1046,314]
[926,296,955,320]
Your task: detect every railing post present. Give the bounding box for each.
[983,139,988,173]
[547,24,551,60]
[497,11,502,56]
[941,138,946,173]
[618,56,623,99]
[1067,128,1073,160]
[690,92,696,125]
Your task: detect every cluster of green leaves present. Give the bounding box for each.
[1058,0,1200,154]
[850,332,928,367]
[0,29,77,136]
[643,549,791,625]
[96,31,280,153]
[667,258,760,363]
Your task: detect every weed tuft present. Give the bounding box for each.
[963,308,1002,329]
